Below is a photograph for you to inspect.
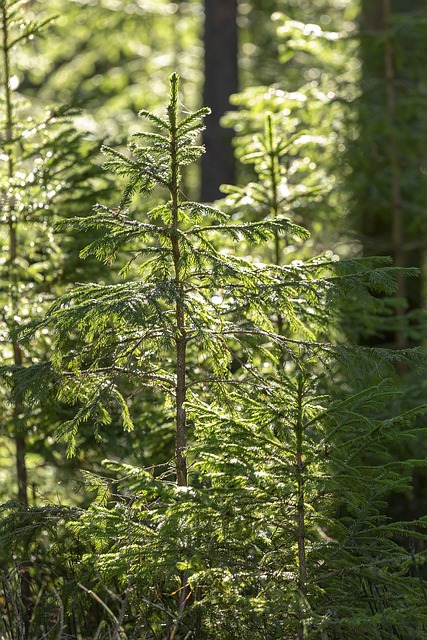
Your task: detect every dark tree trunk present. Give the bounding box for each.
[201,0,238,202]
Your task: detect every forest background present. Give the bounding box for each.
[1,0,427,638]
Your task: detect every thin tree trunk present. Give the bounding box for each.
[169,84,188,488]
[168,77,190,637]
[296,376,307,640]
[2,2,29,508]
[201,0,238,202]
[2,7,31,637]
[266,115,284,335]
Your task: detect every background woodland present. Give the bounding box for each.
[1,1,427,638]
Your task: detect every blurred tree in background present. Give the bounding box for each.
[352,0,427,334]
[350,0,427,541]
[201,0,238,201]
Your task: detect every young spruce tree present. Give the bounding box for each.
[3,74,427,639]
[5,73,309,637]
[189,113,427,639]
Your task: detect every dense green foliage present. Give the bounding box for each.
[1,1,427,639]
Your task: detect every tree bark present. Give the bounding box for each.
[201,0,238,202]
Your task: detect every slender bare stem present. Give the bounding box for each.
[296,374,307,640]
[167,74,191,639]
[2,6,32,637]
[169,77,188,489]
[2,1,28,508]
[266,115,284,335]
